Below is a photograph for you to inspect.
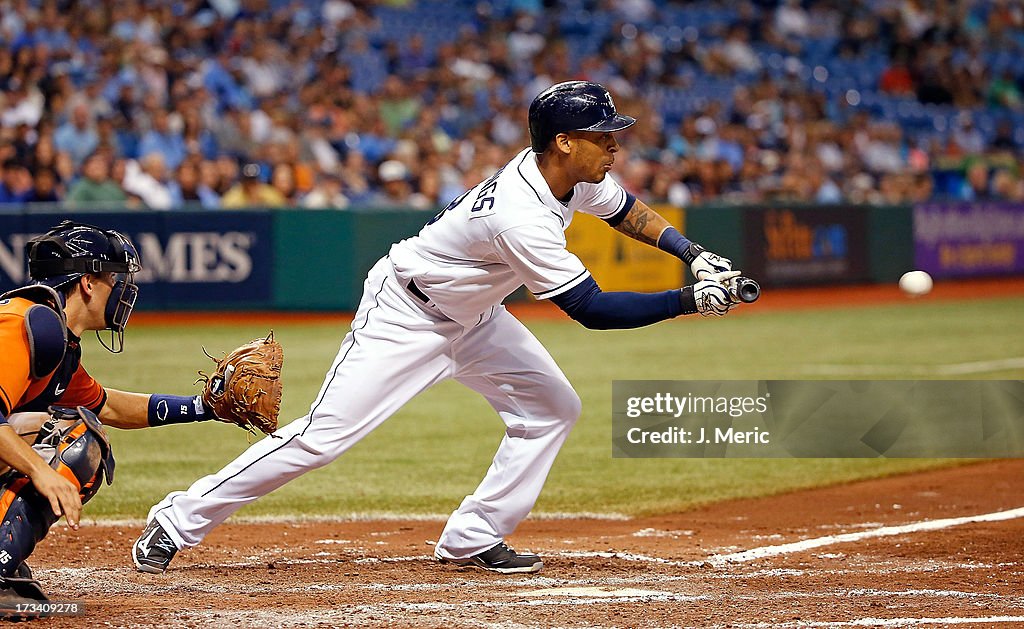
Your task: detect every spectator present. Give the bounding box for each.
[710,25,762,75]
[0,159,33,204]
[28,133,58,172]
[879,53,916,96]
[0,78,44,129]
[214,156,241,197]
[0,0,1021,210]
[65,152,127,205]
[774,0,810,40]
[364,159,430,210]
[987,70,1023,110]
[992,120,1021,154]
[168,160,220,209]
[24,166,62,203]
[377,76,421,136]
[122,152,174,210]
[951,114,986,155]
[270,163,298,205]
[137,109,186,171]
[221,162,287,208]
[95,115,125,158]
[300,172,350,209]
[990,168,1023,201]
[808,162,843,204]
[53,102,99,168]
[339,150,372,204]
[957,161,992,201]
[416,167,443,210]
[908,172,935,203]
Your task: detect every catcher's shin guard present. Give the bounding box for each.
[0,407,115,580]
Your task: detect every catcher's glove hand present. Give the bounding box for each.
[198,331,283,437]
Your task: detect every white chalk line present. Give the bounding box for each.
[705,505,1024,567]
[799,356,1024,376]
[719,617,1024,628]
[78,510,630,528]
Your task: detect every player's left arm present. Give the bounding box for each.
[612,199,732,279]
[98,388,211,430]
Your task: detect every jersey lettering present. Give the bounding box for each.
[426,190,471,226]
[471,166,506,214]
[428,165,507,226]
[472,196,495,213]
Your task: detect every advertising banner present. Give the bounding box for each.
[914,202,1024,278]
[0,212,272,308]
[743,207,871,286]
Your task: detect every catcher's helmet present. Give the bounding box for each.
[26,221,142,352]
[528,81,637,153]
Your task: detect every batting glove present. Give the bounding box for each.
[681,270,742,317]
[686,243,733,280]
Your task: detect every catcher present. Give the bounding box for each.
[0,221,281,613]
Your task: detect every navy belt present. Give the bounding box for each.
[406,279,429,303]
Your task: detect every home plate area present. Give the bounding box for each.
[30,460,1024,628]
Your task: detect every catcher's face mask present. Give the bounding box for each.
[98,232,141,354]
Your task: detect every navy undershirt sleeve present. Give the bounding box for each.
[549,276,687,330]
[657,226,695,262]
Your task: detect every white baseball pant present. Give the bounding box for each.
[149,257,581,559]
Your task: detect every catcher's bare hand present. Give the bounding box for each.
[198,331,283,437]
[29,464,82,529]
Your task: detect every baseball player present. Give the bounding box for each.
[0,221,224,607]
[133,81,741,575]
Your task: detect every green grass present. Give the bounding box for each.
[81,295,1024,519]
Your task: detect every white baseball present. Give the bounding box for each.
[899,270,933,297]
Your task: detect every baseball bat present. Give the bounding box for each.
[731,276,761,303]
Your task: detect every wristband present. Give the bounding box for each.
[681,242,703,265]
[679,286,698,315]
[657,227,695,263]
[147,394,211,427]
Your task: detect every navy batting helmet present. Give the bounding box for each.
[26,221,142,352]
[528,81,637,153]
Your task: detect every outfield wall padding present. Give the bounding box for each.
[1,202,991,310]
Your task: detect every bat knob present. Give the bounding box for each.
[732,276,761,303]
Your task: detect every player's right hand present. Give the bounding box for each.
[693,270,742,316]
[29,464,82,529]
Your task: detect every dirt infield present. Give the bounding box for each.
[30,459,1023,628]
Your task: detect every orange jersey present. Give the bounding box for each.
[0,296,106,417]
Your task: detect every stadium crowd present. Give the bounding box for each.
[1,0,1023,211]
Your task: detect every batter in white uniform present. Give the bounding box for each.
[133,81,741,575]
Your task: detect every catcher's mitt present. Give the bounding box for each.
[198,331,283,437]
